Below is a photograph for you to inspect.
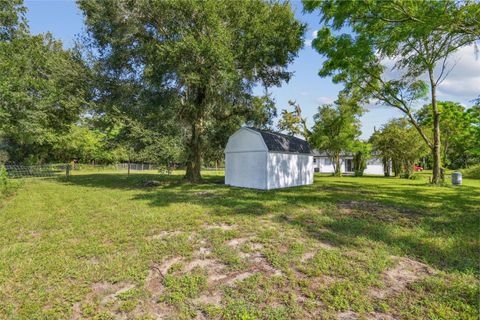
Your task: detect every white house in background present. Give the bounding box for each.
[312,150,387,175]
[225,127,314,190]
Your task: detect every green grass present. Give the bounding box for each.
[0,171,478,319]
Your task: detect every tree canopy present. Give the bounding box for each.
[277,100,310,139]
[370,118,428,178]
[79,0,304,181]
[304,0,480,183]
[310,95,362,176]
[416,101,480,168]
[0,2,90,164]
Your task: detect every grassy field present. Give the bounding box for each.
[0,171,478,319]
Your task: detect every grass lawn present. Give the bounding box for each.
[0,171,478,319]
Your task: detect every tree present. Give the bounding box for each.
[352,141,372,177]
[79,0,304,182]
[0,3,90,164]
[0,0,27,41]
[310,96,361,176]
[277,100,310,139]
[304,0,480,184]
[416,101,478,168]
[370,119,428,178]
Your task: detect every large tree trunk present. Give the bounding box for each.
[383,157,391,177]
[184,87,206,183]
[185,122,202,182]
[429,72,442,184]
[333,153,341,176]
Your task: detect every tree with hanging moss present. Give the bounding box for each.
[79,0,304,182]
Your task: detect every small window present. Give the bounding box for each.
[313,158,317,163]
[325,158,332,165]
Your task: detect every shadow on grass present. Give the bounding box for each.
[61,173,480,274]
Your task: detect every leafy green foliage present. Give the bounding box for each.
[0,2,90,164]
[462,164,480,179]
[370,119,428,178]
[79,0,304,181]
[277,100,309,139]
[0,164,18,198]
[310,95,362,176]
[303,0,480,183]
[352,141,372,177]
[417,102,480,169]
[0,0,27,41]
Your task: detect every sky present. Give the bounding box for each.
[24,0,480,139]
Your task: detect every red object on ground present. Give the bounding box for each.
[414,165,424,171]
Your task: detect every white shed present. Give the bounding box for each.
[224,127,314,190]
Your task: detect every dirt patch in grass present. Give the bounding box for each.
[142,301,174,319]
[240,251,283,276]
[338,311,397,320]
[226,237,249,247]
[193,191,216,197]
[71,302,82,320]
[184,258,229,284]
[146,230,183,240]
[145,265,164,294]
[370,256,433,299]
[192,290,223,306]
[203,223,237,231]
[300,252,315,262]
[156,256,183,275]
[318,241,336,250]
[195,246,212,256]
[222,270,256,286]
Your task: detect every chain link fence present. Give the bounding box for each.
[4,163,166,178]
[3,163,224,178]
[4,164,67,178]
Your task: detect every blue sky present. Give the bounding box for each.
[25,0,479,139]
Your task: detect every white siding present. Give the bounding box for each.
[267,153,313,189]
[315,156,385,175]
[315,157,344,173]
[225,151,267,189]
[364,158,385,175]
[225,127,313,190]
[224,128,266,153]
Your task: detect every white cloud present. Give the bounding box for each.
[315,96,335,105]
[436,45,480,101]
[304,39,313,47]
[380,44,480,104]
[304,29,319,47]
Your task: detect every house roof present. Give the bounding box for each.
[246,127,311,154]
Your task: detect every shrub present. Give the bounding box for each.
[461,164,480,179]
[0,165,18,198]
[408,172,422,180]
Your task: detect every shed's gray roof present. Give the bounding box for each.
[246,127,311,154]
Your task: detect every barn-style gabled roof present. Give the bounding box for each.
[246,127,311,154]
